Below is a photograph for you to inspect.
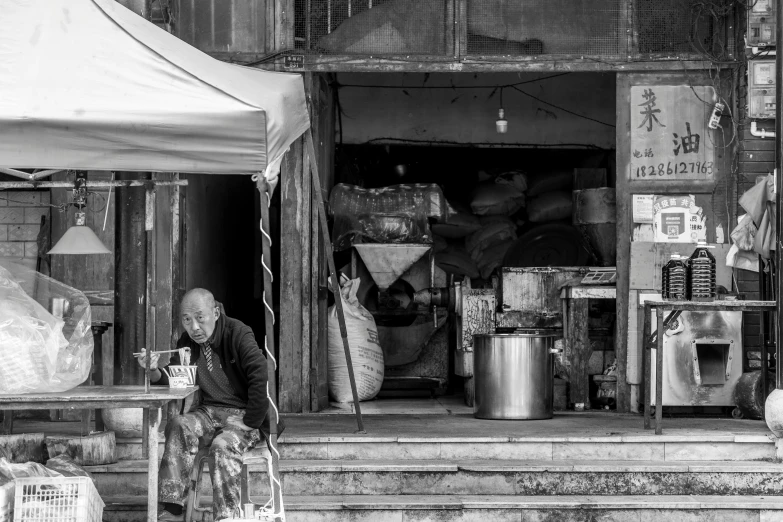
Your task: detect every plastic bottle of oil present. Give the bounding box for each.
[663,253,688,301]
[688,241,716,301]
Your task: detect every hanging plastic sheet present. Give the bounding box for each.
[0,260,93,394]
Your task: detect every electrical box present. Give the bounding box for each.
[748,0,776,47]
[748,60,776,119]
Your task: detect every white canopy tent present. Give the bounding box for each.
[0,2,351,521]
[0,0,309,178]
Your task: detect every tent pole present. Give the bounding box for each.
[256,180,285,522]
[305,129,366,433]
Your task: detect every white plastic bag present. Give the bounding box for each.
[0,260,93,394]
[327,277,384,403]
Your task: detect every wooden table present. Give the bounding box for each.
[560,285,617,410]
[642,300,775,435]
[0,385,198,522]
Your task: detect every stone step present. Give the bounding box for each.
[116,433,777,462]
[87,459,783,497]
[278,434,777,461]
[102,494,783,522]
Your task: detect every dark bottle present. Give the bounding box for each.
[664,253,688,301]
[688,241,717,301]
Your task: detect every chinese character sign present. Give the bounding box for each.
[652,195,707,243]
[630,86,716,181]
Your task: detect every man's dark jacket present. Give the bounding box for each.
[156,312,271,434]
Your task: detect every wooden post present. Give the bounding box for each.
[568,299,590,410]
[115,174,149,386]
[145,187,156,394]
[256,180,284,521]
[642,303,651,429]
[776,3,783,391]
[305,130,366,433]
[655,308,665,435]
[147,406,160,522]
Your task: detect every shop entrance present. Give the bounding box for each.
[322,72,618,414]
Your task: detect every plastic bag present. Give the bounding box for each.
[327,277,384,402]
[330,184,446,251]
[0,260,93,394]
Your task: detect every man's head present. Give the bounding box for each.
[180,288,220,345]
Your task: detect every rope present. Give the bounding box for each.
[253,172,285,521]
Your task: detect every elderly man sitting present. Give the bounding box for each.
[137,288,272,521]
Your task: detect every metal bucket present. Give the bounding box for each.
[473,333,558,420]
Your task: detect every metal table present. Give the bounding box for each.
[642,300,775,434]
[0,385,198,522]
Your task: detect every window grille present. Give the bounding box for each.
[295,0,452,55]
[465,0,624,57]
[293,0,733,60]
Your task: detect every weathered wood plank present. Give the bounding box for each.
[0,386,197,408]
[300,74,314,414]
[0,433,46,462]
[567,299,590,409]
[279,136,305,412]
[615,73,632,413]
[645,300,775,311]
[262,57,716,74]
[45,431,116,465]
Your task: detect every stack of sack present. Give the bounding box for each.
[525,170,573,223]
[433,171,526,280]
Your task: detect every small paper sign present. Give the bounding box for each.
[633,195,654,223]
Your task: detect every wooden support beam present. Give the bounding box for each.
[0,180,188,189]
[305,130,365,433]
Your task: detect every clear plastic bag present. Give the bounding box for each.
[329,184,446,251]
[0,260,93,394]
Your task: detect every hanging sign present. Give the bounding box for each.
[653,195,706,243]
[630,86,716,182]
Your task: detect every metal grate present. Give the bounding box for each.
[465,0,623,57]
[294,0,732,59]
[634,0,723,57]
[295,0,451,55]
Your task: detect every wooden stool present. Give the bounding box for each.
[185,445,276,522]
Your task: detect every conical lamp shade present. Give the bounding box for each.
[48,226,111,255]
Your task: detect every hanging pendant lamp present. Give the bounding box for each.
[48,171,111,255]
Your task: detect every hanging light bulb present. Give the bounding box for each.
[496,108,508,134]
[496,87,508,134]
[48,171,111,255]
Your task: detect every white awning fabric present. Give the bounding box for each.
[0,0,310,175]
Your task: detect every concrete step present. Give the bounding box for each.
[87,459,783,498]
[102,494,783,522]
[116,433,778,462]
[278,434,778,462]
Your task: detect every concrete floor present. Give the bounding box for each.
[9,396,773,440]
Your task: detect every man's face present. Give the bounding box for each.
[180,298,219,344]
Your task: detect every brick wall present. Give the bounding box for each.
[0,190,51,271]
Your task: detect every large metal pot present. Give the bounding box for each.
[473,333,558,420]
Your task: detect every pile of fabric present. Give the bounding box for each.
[727,174,775,272]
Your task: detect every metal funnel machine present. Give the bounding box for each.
[572,188,616,267]
[353,244,432,291]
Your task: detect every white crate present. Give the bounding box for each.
[12,477,103,522]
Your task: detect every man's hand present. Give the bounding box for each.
[227,414,254,432]
[136,348,160,371]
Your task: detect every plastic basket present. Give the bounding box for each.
[12,477,103,522]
